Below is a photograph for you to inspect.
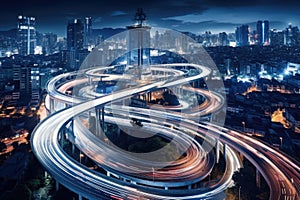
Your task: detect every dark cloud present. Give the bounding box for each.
[111,11,127,17]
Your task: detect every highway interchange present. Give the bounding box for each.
[31,63,299,200]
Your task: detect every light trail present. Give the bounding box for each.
[32,63,299,200]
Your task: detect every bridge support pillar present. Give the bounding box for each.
[95,107,101,137]
[256,168,261,189]
[59,130,64,147]
[101,106,105,130]
[50,98,55,113]
[116,127,120,138]
[216,140,220,164]
[72,143,75,154]
[188,185,192,190]
[44,171,48,179]
[177,87,180,97]
[78,194,82,200]
[107,171,110,177]
[223,143,227,161]
[88,77,92,85]
[55,181,59,191]
[164,187,168,190]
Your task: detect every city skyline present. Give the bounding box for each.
[1,0,300,36]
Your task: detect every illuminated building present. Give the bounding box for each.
[66,19,86,69]
[235,25,249,46]
[42,33,58,55]
[270,29,284,46]
[126,8,151,79]
[67,19,84,50]
[17,15,37,55]
[30,64,40,102]
[256,20,269,45]
[218,32,229,46]
[284,24,300,46]
[84,17,92,47]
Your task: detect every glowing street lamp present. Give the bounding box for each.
[279,137,283,147]
[242,121,245,132]
[79,153,84,163]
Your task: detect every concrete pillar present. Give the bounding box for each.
[256,168,261,189]
[101,106,105,129]
[164,187,168,190]
[88,77,92,85]
[116,127,121,137]
[56,181,59,191]
[59,131,64,147]
[107,171,110,177]
[88,111,92,129]
[188,185,192,190]
[95,107,100,136]
[78,194,82,200]
[69,120,74,138]
[72,143,75,154]
[216,140,220,164]
[223,143,227,160]
[50,98,55,113]
[44,171,48,179]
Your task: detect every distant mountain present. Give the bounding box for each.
[92,28,126,39]
[0,29,17,38]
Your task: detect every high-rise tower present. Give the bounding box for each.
[284,24,300,46]
[236,25,249,46]
[17,15,37,55]
[127,8,151,79]
[84,17,92,46]
[256,20,269,45]
[67,19,84,50]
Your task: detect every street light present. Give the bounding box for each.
[79,153,84,163]
[238,185,241,200]
[242,121,245,132]
[279,137,283,147]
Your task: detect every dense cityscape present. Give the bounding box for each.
[0,1,299,200]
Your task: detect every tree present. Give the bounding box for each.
[231,161,258,200]
[3,184,32,200]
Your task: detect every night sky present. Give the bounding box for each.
[1,0,300,36]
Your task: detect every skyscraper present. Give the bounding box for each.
[17,15,37,55]
[256,20,269,45]
[236,25,249,46]
[84,17,92,47]
[42,33,58,55]
[127,8,151,79]
[284,24,299,46]
[30,64,40,102]
[218,32,229,46]
[67,19,84,50]
[270,29,284,46]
